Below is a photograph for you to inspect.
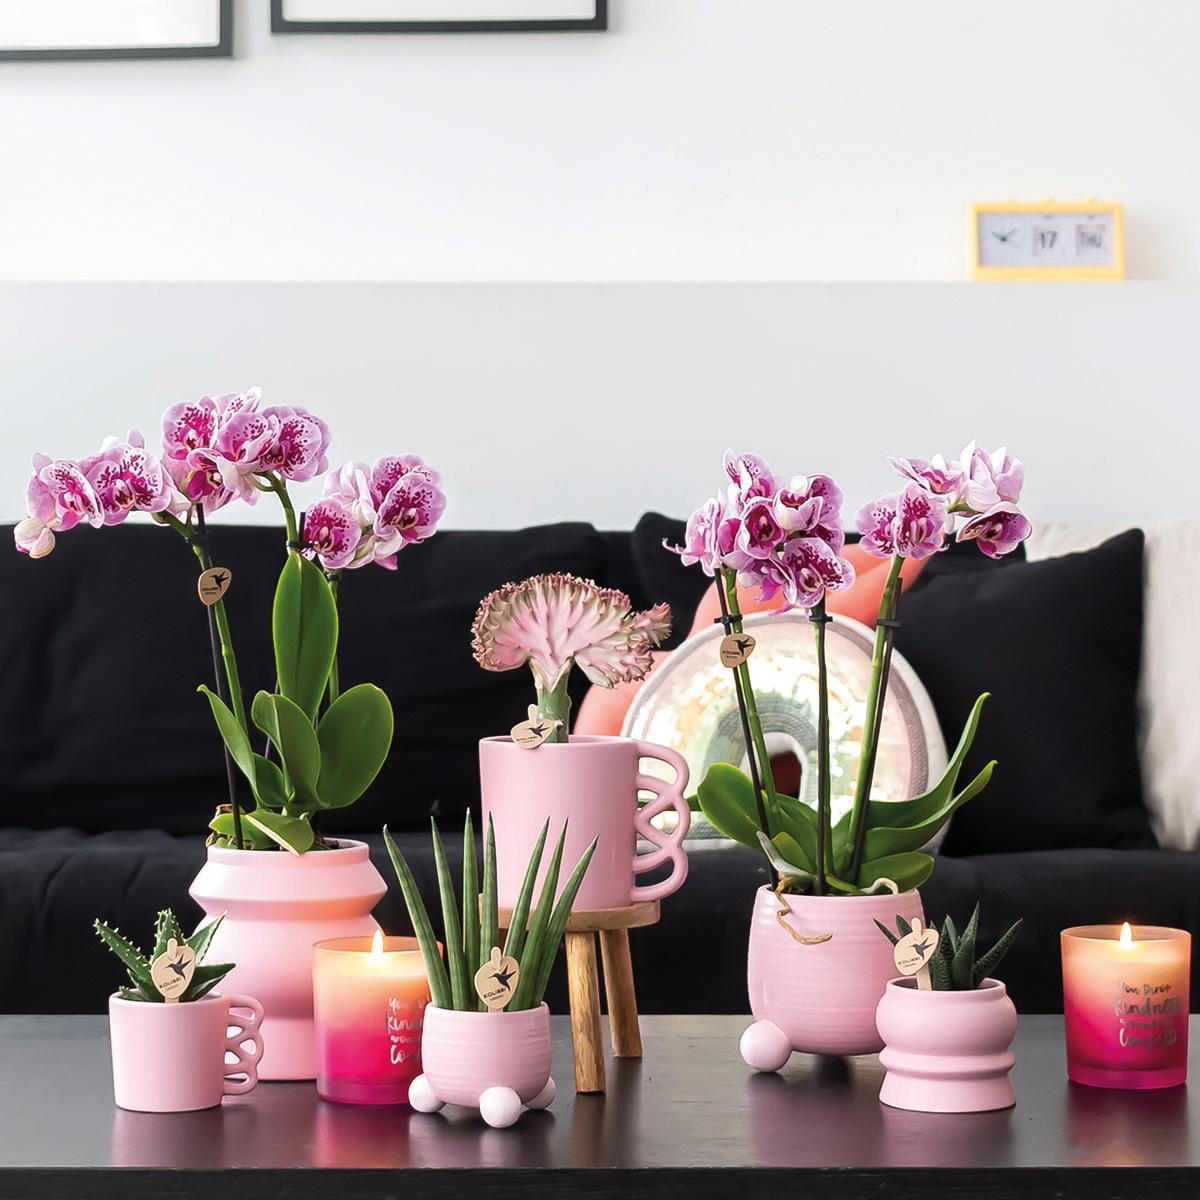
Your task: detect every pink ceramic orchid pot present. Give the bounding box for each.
[480,735,690,911]
[108,992,263,1112]
[408,1004,555,1129]
[189,838,386,1081]
[875,977,1018,1112]
[740,885,925,1067]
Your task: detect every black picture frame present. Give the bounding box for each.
[271,0,606,34]
[0,0,232,60]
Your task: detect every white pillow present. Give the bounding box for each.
[1026,520,1200,850]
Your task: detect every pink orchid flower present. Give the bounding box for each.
[743,535,856,609]
[664,493,740,577]
[960,442,1024,512]
[855,483,949,560]
[956,502,1032,559]
[82,431,175,525]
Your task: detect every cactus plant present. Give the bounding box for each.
[875,904,1022,991]
[94,909,233,1003]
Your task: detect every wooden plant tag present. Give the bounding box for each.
[719,632,756,668]
[510,704,562,751]
[197,566,232,607]
[474,946,520,1010]
[893,918,939,991]
[150,938,196,1003]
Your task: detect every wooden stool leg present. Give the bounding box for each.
[600,927,642,1059]
[565,930,605,1093]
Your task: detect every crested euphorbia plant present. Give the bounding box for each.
[673,445,1031,898]
[471,573,671,741]
[14,389,444,852]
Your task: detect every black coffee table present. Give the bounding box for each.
[1,1014,1196,1198]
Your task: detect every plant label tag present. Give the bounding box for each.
[197,567,232,607]
[893,918,939,991]
[510,705,562,750]
[474,946,520,1010]
[719,633,756,668]
[150,938,196,1003]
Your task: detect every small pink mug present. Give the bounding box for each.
[480,734,691,912]
[108,992,264,1112]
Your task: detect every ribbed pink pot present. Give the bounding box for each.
[741,885,925,1066]
[876,978,1018,1112]
[189,838,386,1081]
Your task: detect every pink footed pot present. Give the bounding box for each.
[108,992,263,1112]
[741,885,925,1067]
[480,735,690,911]
[189,838,386,1081]
[875,978,1018,1112]
[408,1004,555,1129]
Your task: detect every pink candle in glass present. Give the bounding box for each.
[313,933,429,1104]
[1062,923,1190,1089]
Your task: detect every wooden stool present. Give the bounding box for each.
[498,899,659,1094]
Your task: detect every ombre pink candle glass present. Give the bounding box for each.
[313,933,430,1105]
[1062,924,1190,1090]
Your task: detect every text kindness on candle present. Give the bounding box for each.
[1115,980,1183,1049]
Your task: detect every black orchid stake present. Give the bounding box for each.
[809,597,832,895]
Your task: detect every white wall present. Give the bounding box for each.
[2,1,1200,281]
[2,281,1195,531]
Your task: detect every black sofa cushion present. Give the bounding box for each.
[894,529,1152,855]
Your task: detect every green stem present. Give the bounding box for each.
[265,474,299,547]
[326,570,341,705]
[535,676,571,743]
[811,597,831,895]
[846,555,904,883]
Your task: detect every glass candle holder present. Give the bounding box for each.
[1061,924,1190,1089]
[313,933,429,1105]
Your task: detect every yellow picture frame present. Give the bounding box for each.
[971,200,1124,281]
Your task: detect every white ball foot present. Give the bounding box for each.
[740,1020,792,1073]
[525,1076,556,1111]
[479,1085,523,1129]
[408,1074,444,1113]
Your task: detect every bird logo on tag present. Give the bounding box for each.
[510,705,562,750]
[197,567,232,607]
[893,918,939,990]
[474,946,520,1010]
[719,633,756,668]
[150,938,196,1003]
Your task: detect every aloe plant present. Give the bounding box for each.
[875,904,1022,990]
[94,909,233,1003]
[384,814,596,1012]
[201,553,394,853]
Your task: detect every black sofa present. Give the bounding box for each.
[1,517,1189,1017]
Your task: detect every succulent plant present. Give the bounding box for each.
[384,812,596,1012]
[94,909,233,1003]
[876,904,1022,991]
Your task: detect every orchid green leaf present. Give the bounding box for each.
[273,553,337,722]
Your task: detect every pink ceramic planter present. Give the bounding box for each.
[876,977,1018,1112]
[480,735,691,911]
[189,838,386,1081]
[741,885,925,1067]
[108,992,263,1112]
[408,1004,555,1128]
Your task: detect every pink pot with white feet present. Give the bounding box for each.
[740,885,925,1068]
[875,977,1018,1112]
[189,838,386,1081]
[408,1004,555,1129]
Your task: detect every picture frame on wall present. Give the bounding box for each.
[0,0,232,61]
[271,0,607,34]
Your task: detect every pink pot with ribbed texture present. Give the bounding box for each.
[876,977,1018,1112]
[743,885,925,1064]
[480,735,690,911]
[189,838,385,1081]
[108,992,263,1112]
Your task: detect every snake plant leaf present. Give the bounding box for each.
[480,815,499,975]
[510,823,567,1011]
[858,851,935,894]
[771,796,820,871]
[696,763,768,851]
[895,914,914,938]
[383,825,451,1009]
[951,903,981,989]
[526,836,599,1009]
[272,552,338,722]
[461,810,479,1004]
[431,819,468,1010]
[251,692,321,811]
[93,921,158,998]
[153,910,185,959]
[972,918,1024,986]
[874,918,900,946]
[244,808,315,855]
[197,685,256,792]
[502,819,549,964]
[208,810,275,850]
[315,684,394,810]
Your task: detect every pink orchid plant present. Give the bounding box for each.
[673,444,1031,898]
[14,388,444,853]
[472,573,671,741]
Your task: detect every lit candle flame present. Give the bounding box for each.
[370,929,384,960]
[1119,921,1133,947]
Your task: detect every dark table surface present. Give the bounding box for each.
[0,1014,1197,1199]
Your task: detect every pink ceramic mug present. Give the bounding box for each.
[108,992,264,1112]
[480,734,691,911]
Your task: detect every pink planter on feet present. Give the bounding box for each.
[741,885,925,1067]
[189,838,386,1081]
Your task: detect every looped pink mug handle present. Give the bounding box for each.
[630,741,691,903]
[222,994,264,1096]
